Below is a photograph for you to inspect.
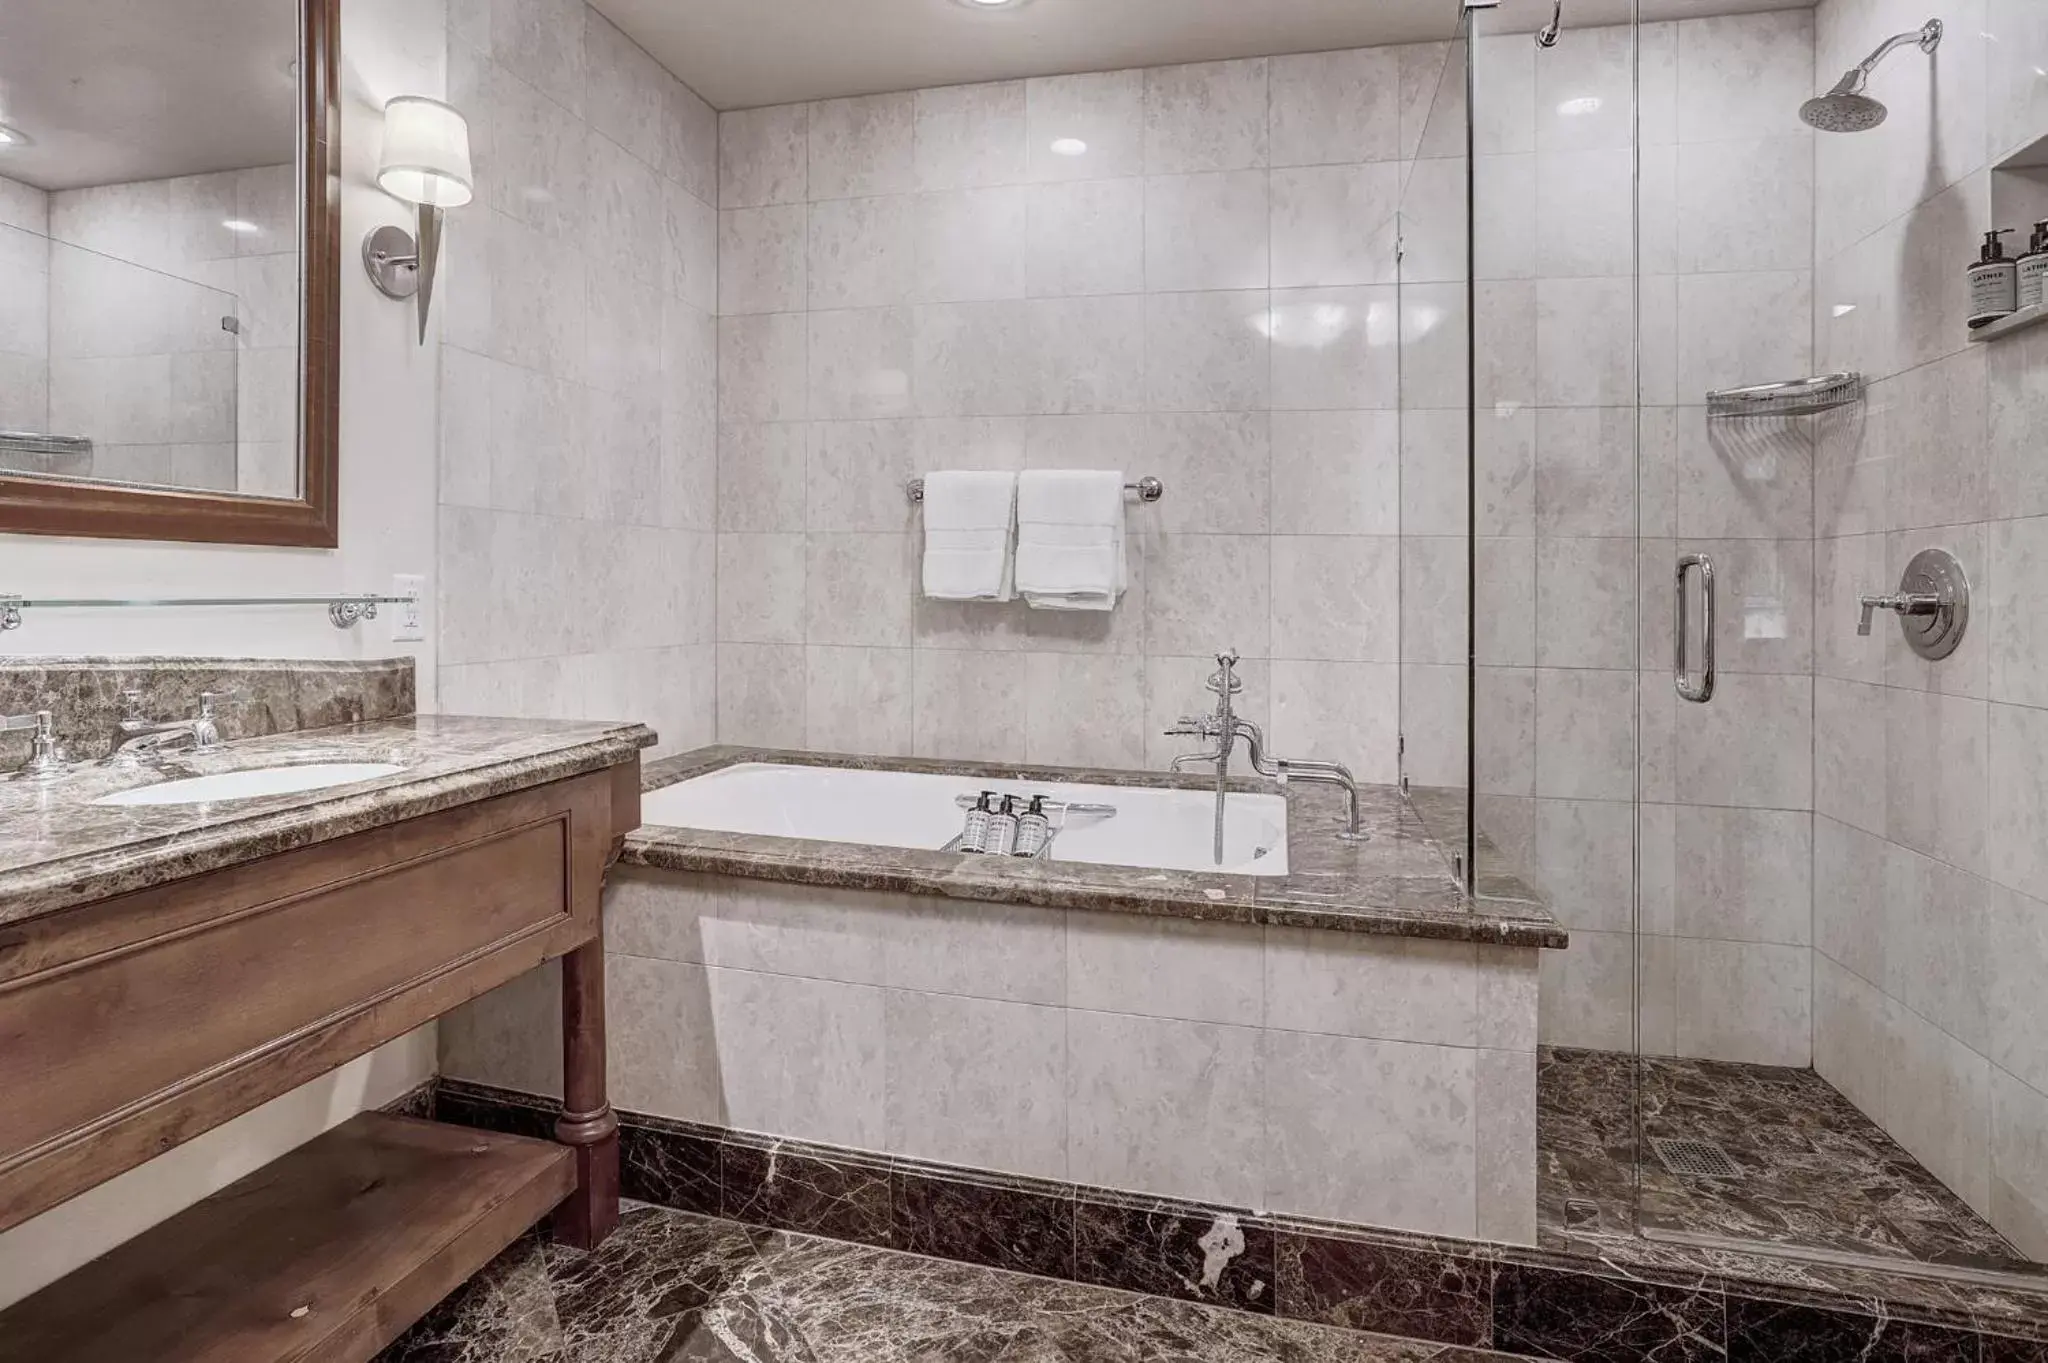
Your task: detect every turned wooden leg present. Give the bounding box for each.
[553,938,619,1250]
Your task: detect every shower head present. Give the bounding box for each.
[1800,18,1941,132]
[1800,79,1889,132]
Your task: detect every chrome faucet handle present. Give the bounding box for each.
[192,691,222,748]
[1,709,67,780]
[1856,592,1941,636]
[1165,714,1222,738]
[1205,649,1244,696]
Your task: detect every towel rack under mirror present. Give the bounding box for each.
[905,476,1165,504]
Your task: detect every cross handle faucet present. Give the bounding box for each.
[113,689,224,757]
[2,709,67,779]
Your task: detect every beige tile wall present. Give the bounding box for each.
[442,866,1543,1244]
[711,52,1468,783]
[1807,0,2048,1260]
[0,166,298,495]
[0,177,48,436]
[434,0,719,760]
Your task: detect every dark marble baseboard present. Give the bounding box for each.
[432,1080,2048,1363]
[379,1078,439,1120]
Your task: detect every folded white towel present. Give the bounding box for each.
[1015,470,1126,612]
[920,471,1017,601]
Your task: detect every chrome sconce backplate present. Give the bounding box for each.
[362,224,421,301]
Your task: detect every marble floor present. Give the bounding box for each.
[377,1204,1532,1363]
[1538,1047,2043,1276]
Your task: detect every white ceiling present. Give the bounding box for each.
[595,0,1813,111]
[0,0,297,192]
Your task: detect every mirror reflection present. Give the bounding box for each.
[0,0,301,499]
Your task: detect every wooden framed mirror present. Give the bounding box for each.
[0,0,340,547]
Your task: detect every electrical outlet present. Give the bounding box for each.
[391,574,426,643]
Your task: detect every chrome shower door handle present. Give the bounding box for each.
[1674,553,1716,704]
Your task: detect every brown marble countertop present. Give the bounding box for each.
[0,715,656,927]
[626,746,1567,949]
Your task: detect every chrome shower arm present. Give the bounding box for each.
[1838,18,1942,90]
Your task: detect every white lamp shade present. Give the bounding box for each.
[376,96,473,209]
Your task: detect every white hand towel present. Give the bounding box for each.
[1015,470,1126,612]
[920,470,1017,601]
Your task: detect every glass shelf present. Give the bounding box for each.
[0,593,412,632]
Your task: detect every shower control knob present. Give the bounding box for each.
[1855,547,1968,660]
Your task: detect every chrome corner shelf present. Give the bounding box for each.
[1706,373,1865,419]
[0,593,411,633]
[906,475,1164,504]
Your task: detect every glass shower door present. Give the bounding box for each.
[1393,11,1474,879]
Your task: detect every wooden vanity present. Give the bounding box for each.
[0,726,646,1363]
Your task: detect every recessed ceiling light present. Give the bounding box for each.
[223,219,260,233]
[1555,96,1602,117]
[1049,137,1087,156]
[954,0,1027,9]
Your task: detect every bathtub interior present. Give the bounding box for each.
[639,762,1291,877]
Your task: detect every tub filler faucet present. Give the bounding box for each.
[1166,650,1367,865]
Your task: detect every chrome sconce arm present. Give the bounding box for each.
[363,209,447,345]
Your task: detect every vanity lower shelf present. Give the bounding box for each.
[0,1111,575,1363]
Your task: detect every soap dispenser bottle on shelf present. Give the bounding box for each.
[2019,221,2048,313]
[1968,228,2018,328]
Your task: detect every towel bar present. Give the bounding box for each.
[906,475,1164,504]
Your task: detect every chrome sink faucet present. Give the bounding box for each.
[112,690,222,758]
[1167,650,1367,863]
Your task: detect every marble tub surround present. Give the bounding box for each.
[0,655,416,768]
[442,842,1544,1241]
[626,745,1565,948]
[433,1082,2048,1362]
[375,1202,1534,1363]
[0,714,656,925]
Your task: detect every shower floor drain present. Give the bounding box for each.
[1650,1137,1743,1179]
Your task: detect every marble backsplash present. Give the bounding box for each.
[0,656,416,767]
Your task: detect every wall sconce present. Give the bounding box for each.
[362,96,473,343]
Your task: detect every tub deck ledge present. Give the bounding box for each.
[623,746,1565,951]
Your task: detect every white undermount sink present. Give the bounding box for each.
[93,762,406,808]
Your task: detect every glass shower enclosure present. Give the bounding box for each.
[1405,0,2048,1290]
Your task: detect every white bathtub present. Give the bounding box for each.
[640,762,1290,877]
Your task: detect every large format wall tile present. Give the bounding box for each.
[1066,1009,1266,1208]
[1263,1031,1479,1235]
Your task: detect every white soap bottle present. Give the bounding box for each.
[985,796,1020,856]
[1967,228,2018,329]
[960,791,995,854]
[2019,222,2048,312]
